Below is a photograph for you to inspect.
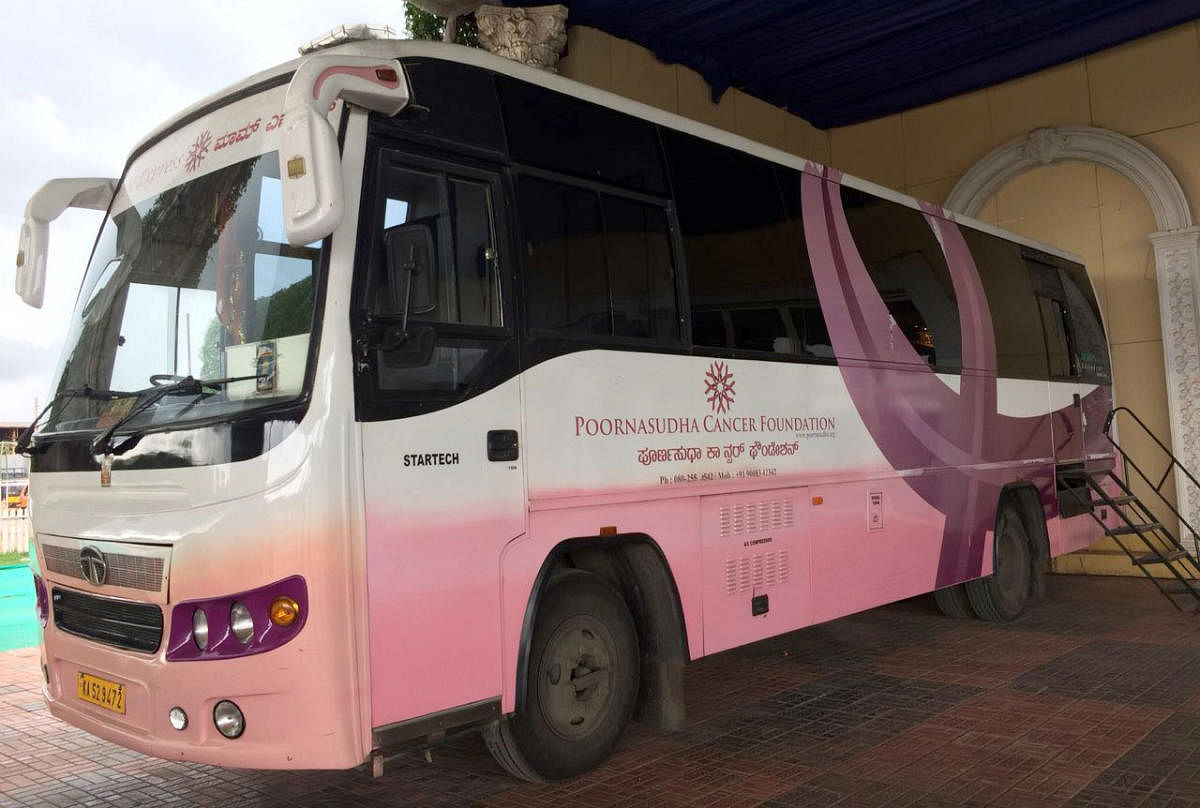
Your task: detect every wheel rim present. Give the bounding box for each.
[535,615,616,741]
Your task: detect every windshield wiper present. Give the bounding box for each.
[17,386,134,455]
[90,374,259,457]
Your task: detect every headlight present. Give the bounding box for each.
[213,700,245,739]
[191,608,209,650]
[230,602,254,644]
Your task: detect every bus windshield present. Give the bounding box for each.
[41,151,321,436]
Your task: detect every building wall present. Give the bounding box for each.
[558,22,1200,574]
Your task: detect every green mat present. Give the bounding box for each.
[0,564,39,652]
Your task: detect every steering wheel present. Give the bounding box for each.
[149,373,190,386]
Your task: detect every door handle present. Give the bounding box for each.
[487,430,519,462]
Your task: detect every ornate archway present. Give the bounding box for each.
[946,126,1200,551]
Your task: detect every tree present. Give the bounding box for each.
[404,2,479,47]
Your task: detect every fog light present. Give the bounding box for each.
[269,596,300,627]
[169,707,188,731]
[230,602,254,644]
[213,700,244,739]
[191,608,209,651]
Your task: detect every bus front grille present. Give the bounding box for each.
[51,587,163,653]
[41,544,165,592]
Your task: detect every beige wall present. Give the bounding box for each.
[558,22,1200,573]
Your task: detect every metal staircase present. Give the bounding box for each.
[1058,407,1200,613]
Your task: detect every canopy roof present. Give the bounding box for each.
[530,0,1200,128]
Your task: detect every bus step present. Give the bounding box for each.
[1162,581,1199,597]
[1108,523,1163,537]
[1132,549,1190,567]
[1097,494,1139,506]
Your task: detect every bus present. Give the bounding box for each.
[13,31,1114,782]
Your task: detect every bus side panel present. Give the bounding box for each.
[808,474,950,624]
[500,498,704,713]
[699,488,811,654]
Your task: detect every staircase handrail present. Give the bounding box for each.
[1102,406,1200,546]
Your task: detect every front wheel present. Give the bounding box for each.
[965,508,1032,622]
[483,570,639,782]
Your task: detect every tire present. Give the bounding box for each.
[965,508,1032,622]
[933,584,975,618]
[483,570,640,782]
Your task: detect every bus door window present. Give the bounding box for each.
[1028,259,1077,379]
[366,162,508,399]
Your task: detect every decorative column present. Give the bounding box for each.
[476,4,569,72]
[1150,227,1200,554]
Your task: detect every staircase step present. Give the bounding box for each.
[1099,494,1139,506]
[1132,549,1191,566]
[1109,523,1164,536]
[1162,581,1200,597]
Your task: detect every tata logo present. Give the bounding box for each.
[79,546,108,587]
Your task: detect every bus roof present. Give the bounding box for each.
[133,38,1084,266]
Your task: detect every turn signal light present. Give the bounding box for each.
[270,596,300,627]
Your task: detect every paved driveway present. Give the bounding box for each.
[3,575,1200,807]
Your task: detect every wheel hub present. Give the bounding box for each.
[537,617,615,740]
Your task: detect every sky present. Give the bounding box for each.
[0,2,409,423]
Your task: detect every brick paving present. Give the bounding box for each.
[2,574,1200,807]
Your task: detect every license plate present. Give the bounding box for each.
[77,672,126,715]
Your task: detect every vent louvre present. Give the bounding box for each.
[719,499,794,536]
[724,550,792,595]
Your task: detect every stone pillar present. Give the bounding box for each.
[1150,226,1200,554]
[476,4,568,72]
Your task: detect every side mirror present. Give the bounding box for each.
[16,178,116,308]
[385,219,438,316]
[280,54,409,246]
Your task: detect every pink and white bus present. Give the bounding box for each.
[14,32,1114,782]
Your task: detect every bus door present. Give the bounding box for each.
[1028,258,1084,464]
[354,151,525,727]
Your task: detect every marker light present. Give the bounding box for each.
[191,608,209,650]
[230,602,254,644]
[269,596,300,627]
[169,707,188,731]
[213,700,245,739]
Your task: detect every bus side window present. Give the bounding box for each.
[664,130,828,358]
[838,186,962,371]
[518,175,678,342]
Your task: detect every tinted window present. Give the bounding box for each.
[840,187,961,371]
[363,162,508,400]
[664,131,829,359]
[395,59,505,153]
[1060,261,1111,382]
[499,78,667,194]
[1028,259,1075,379]
[963,228,1049,380]
[518,176,678,341]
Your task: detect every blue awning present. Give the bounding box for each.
[528,0,1200,128]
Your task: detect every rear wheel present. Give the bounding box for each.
[965,508,1032,622]
[483,570,639,782]
[933,584,974,618]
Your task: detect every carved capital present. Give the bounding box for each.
[476,4,568,72]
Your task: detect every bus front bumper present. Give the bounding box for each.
[40,625,363,770]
